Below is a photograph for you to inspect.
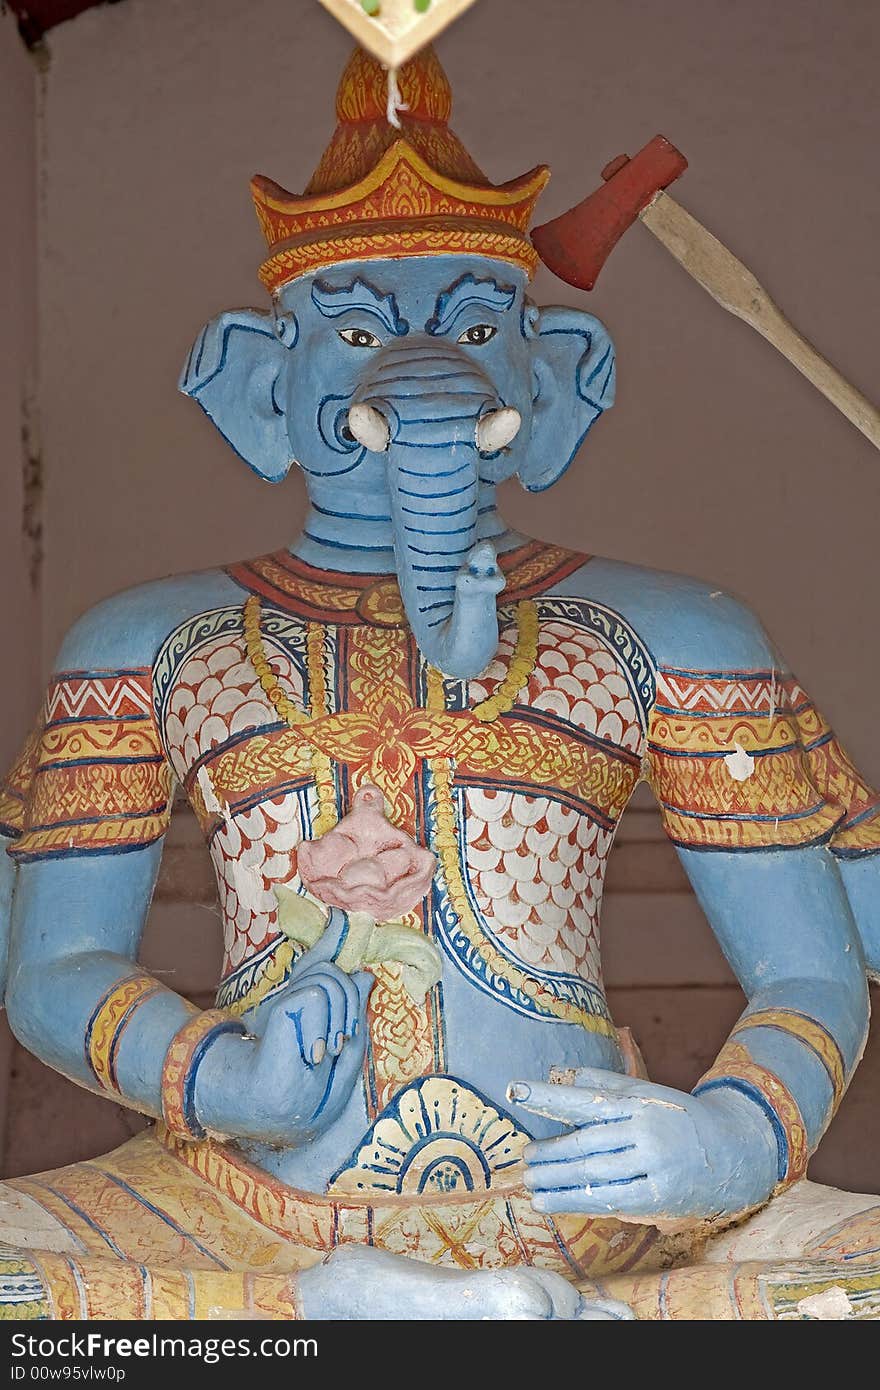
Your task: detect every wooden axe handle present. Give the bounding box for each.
[640,191,880,450]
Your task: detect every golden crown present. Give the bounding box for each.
[251,47,550,294]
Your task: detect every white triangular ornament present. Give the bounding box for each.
[318,0,478,68]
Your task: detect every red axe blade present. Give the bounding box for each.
[530,135,880,450]
[532,135,688,290]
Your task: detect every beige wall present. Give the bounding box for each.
[1,0,878,1189]
[0,11,40,770]
[36,0,880,779]
[0,7,41,1158]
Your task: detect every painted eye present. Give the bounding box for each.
[458,324,497,346]
[338,328,381,349]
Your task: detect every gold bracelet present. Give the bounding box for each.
[731,1008,847,1113]
[161,1009,246,1142]
[695,1039,809,1190]
[85,973,164,1094]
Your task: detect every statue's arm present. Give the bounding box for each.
[1,600,370,1146]
[0,629,217,1128]
[7,843,203,1115]
[513,579,873,1220]
[648,602,873,1189]
[512,848,866,1222]
[6,843,370,1156]
[679,842,868,1182]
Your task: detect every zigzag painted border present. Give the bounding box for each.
[47,672,153,723]
[656,669,809,717]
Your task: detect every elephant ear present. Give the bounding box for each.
[179,307,297,481]
[520,306,616,492]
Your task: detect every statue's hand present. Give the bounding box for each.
[510,1068,779,1222]
[299,1246,635,1320]
[194,920,373,1146]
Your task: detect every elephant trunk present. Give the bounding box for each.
[347,346,520,679]
[387,435,496,679]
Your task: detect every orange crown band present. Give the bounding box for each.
[251,47,550,294]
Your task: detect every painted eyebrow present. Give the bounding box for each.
[311,277,409,335]
[427,274,517,335]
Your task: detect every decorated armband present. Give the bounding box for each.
[160,1009,247,1143]
[733,1007,847,1108]
[645,668,869,852]
[790,686,880,859]
[0,723,42,841]
[85,972,167,1097]
[6,669,174,862]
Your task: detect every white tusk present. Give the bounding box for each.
[347,403,390,453]
[476,406,521,454]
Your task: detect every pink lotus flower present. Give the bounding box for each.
[297,785,437,919]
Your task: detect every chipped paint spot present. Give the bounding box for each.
[724,742,755,782]
[232,859,268,914]
[637,1095,686,1112]
[196,766,232,824]
[796,1286,853,1319]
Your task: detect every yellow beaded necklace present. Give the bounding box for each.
[242,598,338,836]
[239,593,613,1035]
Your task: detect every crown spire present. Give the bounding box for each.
[251,47,550,295]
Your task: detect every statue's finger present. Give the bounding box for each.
[565,1069,693,1114]
[523,1119,637,1167]
[529,1175,651,1217]
[283,985,331,1067]
[508,1080,637,1125]
[577,1298,636,1321]
[297,906,351,966]
[352,970,376,1027]
[524,1147,641,1193]
[327,1019,369,1095]
[293,966,354,1056]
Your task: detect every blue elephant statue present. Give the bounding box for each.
[0,44,878,1322]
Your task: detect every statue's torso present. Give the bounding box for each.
[10,536,872,1203]
[153,543,654,1192]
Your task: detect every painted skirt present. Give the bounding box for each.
[0,1125,878,1320]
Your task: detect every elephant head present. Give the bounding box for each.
[181,254,615,679]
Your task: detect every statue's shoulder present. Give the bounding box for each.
[55,566,246,675]
[552,553,777,673]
